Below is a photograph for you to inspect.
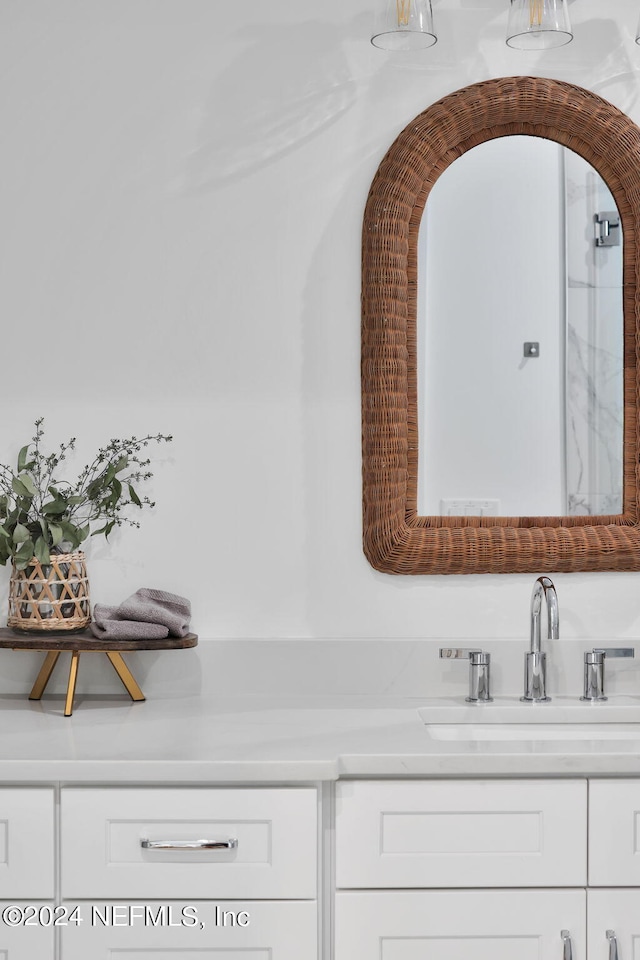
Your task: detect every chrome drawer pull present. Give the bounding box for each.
[141,838,238,851]
[607,930,619,960]
[561,930,574,960]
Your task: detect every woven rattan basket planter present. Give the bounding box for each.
[8,551,90,633]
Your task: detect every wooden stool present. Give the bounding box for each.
[0,629,198,716]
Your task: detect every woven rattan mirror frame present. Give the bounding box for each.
[362,76,640,575]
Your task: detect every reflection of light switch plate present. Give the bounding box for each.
[440,499,500,517]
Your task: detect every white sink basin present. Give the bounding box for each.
[425,722,640,742]
[419,697,640,744]
[418,696,640,725]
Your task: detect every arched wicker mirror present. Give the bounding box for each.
[362,76,640,574]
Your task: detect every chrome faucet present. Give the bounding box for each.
[439,648,493,702]
[581,647,634,701]
[521,575,558,702]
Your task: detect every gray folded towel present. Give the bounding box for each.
[90,603,169,641]
[116,588,191,638]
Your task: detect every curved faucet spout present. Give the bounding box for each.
[530,576,559,655]
[522,575,559,702]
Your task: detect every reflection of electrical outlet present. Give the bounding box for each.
[440,499,500,517]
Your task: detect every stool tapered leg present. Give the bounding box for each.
[29,651,61,700]
[106,652,145,702]
[64,651,81,717]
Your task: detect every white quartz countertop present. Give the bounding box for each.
[3,692,640,782]
[3,638,640,782]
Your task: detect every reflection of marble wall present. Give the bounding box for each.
[565,152,623,516]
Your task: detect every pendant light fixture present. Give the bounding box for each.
[371,0,437,50]
[506,0,573,49]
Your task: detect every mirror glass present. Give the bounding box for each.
[417,136,623,518]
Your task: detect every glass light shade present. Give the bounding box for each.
[371,0,437,50]
[506,0,573,50]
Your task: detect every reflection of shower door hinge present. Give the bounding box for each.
[594,211,621,247]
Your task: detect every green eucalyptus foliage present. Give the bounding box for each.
[0,419,172,569]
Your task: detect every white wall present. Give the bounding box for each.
[2,0,640,645]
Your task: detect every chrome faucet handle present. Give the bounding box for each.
[439,647,482,660]
[439,648,492,703]
[592,647,635,659]
[581,647,635,702]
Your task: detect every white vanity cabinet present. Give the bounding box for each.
[335,777,640,958]
[59,786,318,959]
[0,787,56,957]
[335,779,588,958]
[9,776,640,958]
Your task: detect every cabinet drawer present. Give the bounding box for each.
[0,788,54,898]
[336,779,586,888]
[335,890,586,959]
[61,901,317,959]
[589,779,640,884]
[61,787,317,899]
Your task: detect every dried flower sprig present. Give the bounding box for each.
[0,419,173,569]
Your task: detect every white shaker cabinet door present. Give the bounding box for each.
[588,890,640,959]
[0,904,54,958]
[336,779,587,888]
[590,779,640,885]
[61,901,317,959]
[0,788,54,898]
[335,889,586,960]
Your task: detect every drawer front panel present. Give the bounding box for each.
[335,890,586,959]
[336,779,586,888]
[61,901,317,959]
[61,787,317,899]
[0,789,54,899]
[589,779,640,885]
